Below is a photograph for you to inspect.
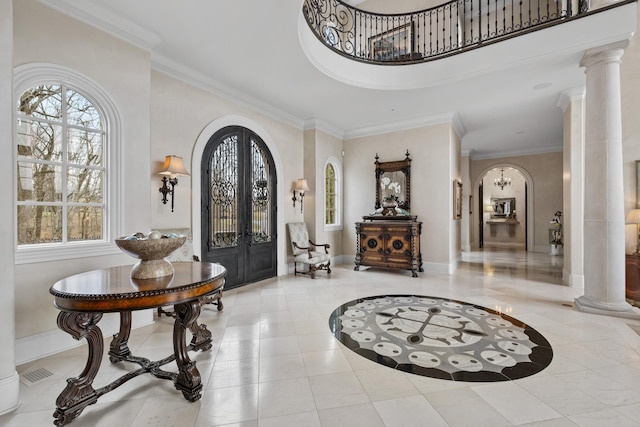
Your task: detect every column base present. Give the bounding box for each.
[0,371,21,416]
[574,295,640,319]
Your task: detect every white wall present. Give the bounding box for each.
[0,0,19,415]
[343,122,460,273]
[150,71,304,277]
[461,154,472,251]
[13,0,151,343]
[10,0,306,361]
[309,129,344,256]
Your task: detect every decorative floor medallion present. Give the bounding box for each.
[328,295,553,382]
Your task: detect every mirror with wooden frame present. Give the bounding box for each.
[375,150,411,211]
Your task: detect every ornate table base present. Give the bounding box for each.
[53,300,211,426]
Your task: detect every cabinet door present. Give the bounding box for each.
[385,224,412,258]
[359,225,385,262]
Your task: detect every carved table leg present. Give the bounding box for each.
[109,311,132,363]
[189,320,213,352]
[53,311,103,426]
[173,300,204,401]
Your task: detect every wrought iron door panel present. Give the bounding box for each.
[201,127,277,288]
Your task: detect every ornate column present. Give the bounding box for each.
[574,40,640,319]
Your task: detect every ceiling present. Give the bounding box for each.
[40,0,636,159]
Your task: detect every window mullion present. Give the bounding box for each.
[61,84,68,244]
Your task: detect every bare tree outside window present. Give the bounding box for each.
[325,163,336,225]
[16,84,105,245]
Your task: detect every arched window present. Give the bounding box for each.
[324,159,341,229]
[14,64,121,263]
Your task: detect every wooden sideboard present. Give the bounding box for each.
[626,254,640,306]
[355,217,423,277]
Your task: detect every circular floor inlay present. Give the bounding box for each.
[328,295,553,382]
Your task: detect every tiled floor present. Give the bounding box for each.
[4,248,640,426]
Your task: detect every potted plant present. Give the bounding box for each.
[549,211,563,256]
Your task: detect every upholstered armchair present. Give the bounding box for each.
[287,222,331,278]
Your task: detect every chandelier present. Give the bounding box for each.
[494,168,511,190]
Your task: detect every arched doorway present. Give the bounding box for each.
[476,166,531,251]
[200,126,277,288]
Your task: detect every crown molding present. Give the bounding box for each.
[38,0,161,51]
[343,112,461,140]
[37,0,306,131]
[470,144,562,160]
[303,119,344,140]
[151,53,305,131]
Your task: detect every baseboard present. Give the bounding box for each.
[563,269,584,289]
[533,244,562,254]
[330,256,457,275]
[0,371,20,416]
[15,309,154,365]
[422,260,458,275]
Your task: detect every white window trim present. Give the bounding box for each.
[323,156,342,231]
[14,63,122,264]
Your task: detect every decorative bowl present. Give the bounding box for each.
[115,235,187,279]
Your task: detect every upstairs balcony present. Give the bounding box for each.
[303,0,630,65]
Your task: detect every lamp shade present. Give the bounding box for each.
[626,209,640,225]
[295,178,310,192]
[158,155,190,176]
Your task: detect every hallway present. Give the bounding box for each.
[4,250,640,426]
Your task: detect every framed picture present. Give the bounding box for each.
[453,179,463,220]
[369,22,413,61]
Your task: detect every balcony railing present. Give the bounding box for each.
[303,0,591,64]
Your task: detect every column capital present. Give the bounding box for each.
[580,39,630,69]
[556,86,585,112]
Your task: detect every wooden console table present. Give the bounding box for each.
[626,254,640,306]
[49,262,226,426]
[355,216,423,277]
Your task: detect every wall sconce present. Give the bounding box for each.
[158,155,190,212]
[292,178,310,213]
[626,209,640,254]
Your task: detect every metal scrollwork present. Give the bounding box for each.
[210,179,236,207]
[249,141,272,244]
[303,0,589,65]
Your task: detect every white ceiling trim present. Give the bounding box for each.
[38,0,162,51]
[303,119,345,140]
[150,53,306,132]
[343,112,461,140]
[470,145,563,160]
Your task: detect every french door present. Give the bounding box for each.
[201,126,277,288]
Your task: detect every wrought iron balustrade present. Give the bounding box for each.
[303,0,593,64]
